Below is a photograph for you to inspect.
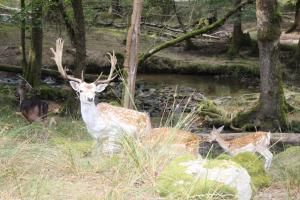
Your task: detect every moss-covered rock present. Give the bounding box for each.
[217,152,271,191]
[157,155,252,200]
[270,146,300,186]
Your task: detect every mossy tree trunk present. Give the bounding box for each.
[234,0,287,131]
[286,0,300,33]
[123,0,143,109]
[71,0,86,78]
[227,0,243,58]
[54,0,86,116]
[256,0,287,130]
[291,37,300,68]
[20,0,27,72]
[171,0,197,50]
[24,0,43,87]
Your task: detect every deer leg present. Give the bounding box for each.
[256,147,273,170]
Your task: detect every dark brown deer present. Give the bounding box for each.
[16,80,48,123]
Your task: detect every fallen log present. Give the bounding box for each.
[198,132,300,144]
[0,63,111,82]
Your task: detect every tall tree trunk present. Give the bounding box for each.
[25,0,43,87]
[71,0,86,78]
[256,0,287,130]
[286,0,300,33]
[53,0,86,117]
[227,0,243,58]
[290,37,300,69]
[20,0,27,72]
[55,0,76,47]
[171,0,196,50]
[123,0,143,109]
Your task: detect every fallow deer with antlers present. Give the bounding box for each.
[50,38,152,154]
[208,126,273,170]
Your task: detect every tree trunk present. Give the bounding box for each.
[256,0,287,130]
[54,0,86,117]
[233,0,287,131]
[172,0,196,50]
[71,0,86,78]
[286,0,300,33]
[291,37,300,68]
[123,0,143,109]
[25,0,43,87]
[55,0,76,46]
[20,0,27,72]
[227,0,243,58]
[139,0,254,64]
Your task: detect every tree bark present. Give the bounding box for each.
[20,0,27,72]
[291,37,300,68]
[171,0,196,50]
[25,0,43,87]
[123,0,143,109]
[233,0,287,131]
[227,0,244,58]
[256,0,287,130]
[286,0,300,33]
[70,0,86,78]
[54,0,76,46]
[139,0,254,64]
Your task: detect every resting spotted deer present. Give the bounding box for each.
[50,38,151,154]
[16,80,48,123]
[208,126,273,170]
[146,127,201,157]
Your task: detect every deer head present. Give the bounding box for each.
[208,126,224,142]
[50,38,117,104]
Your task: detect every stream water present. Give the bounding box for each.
[136,74,259,98]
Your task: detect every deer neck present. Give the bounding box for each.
[80,102,102,127]
[215,135,230,152]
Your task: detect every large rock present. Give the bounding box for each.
[217,152,270,191]
[157,155,252,200]
[270,146,300,186]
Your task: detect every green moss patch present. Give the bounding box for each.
[156,155,237,199]
[270,146,300,186]
[217,152,270,190]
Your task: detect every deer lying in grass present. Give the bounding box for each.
[16,80,48,123]
[50,38,151,154]
[208,126,273,170]
[145,127,201,157]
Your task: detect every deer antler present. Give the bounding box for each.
[94,50,117,84]
[50,38,82,83]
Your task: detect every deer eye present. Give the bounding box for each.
[79,90,83,93]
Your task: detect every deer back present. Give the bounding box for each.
[97,103,152,136]
[145,127,200,156]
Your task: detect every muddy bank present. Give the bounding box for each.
[142,55,259,77]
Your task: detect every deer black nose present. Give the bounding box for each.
[87,97,93,102]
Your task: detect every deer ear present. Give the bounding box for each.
[217,125,224,133]
[96,84,108,93]
[69,81,80,91]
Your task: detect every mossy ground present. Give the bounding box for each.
[156,156,237,200]
[217,153,271,191]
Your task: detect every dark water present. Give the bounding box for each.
[137,74,259,98]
